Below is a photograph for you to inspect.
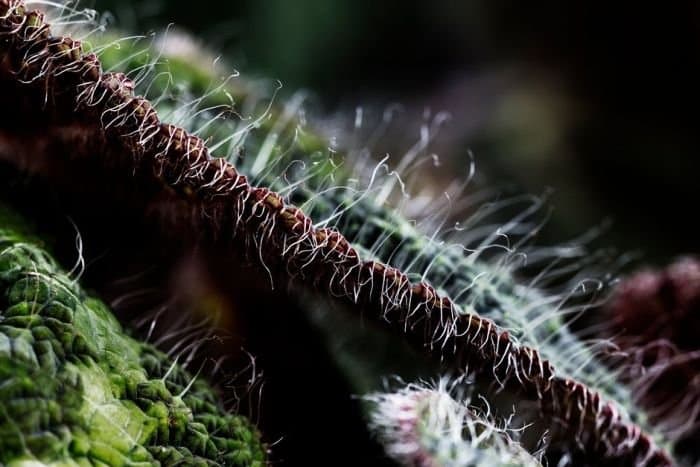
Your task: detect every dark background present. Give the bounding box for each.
[96,0,700,265]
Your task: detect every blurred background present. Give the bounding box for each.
[93,0,699,265]
[96,0,699,265]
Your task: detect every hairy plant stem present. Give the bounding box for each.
[0,1,673,464]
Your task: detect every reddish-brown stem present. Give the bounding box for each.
[0,2,672,464]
